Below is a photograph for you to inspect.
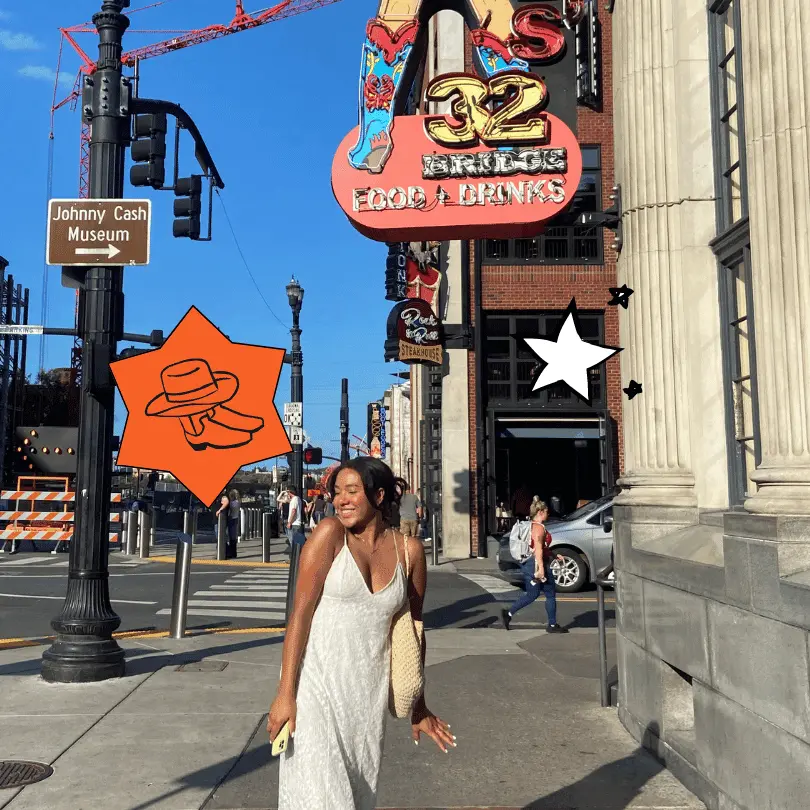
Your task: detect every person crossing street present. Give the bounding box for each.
[502,497,569,634]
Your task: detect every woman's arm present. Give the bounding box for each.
[215,496,228,516]
[277,518,343,697]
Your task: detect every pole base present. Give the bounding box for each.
[41,638,125,683]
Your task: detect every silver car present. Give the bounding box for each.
[497,495,614,593]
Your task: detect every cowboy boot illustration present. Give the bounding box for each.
[145,359,264,452]
[207,406,265,434]
[348,18,419,173]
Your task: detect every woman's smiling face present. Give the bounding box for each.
[333,468,381,529]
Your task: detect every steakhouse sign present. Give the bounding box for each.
[332,1,585,242]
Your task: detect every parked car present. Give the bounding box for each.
[497,495,614,593]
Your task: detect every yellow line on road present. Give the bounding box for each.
[147,557,289,568]
[0,625,287,650]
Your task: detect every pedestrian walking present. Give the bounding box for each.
[268,457,455,810]
[399,483,422,538]
[286,486,304,546]
[227,489,241,558]
[324,491,336,518]
[310,492,326,526]
[502,497,569,634]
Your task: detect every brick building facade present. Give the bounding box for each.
[462,3,622,556]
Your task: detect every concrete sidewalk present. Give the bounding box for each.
[0,626,704,810]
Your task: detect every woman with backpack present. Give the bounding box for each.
[502,497,569,634]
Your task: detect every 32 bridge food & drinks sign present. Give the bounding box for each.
[331,1,584,242]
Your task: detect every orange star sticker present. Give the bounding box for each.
[112,307,291,506]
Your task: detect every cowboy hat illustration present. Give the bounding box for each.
[146,358,264,451]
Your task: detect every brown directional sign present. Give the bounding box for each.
[46,199,151,267]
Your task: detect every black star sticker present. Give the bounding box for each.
[608,284,634,309]
[624,380,643,400]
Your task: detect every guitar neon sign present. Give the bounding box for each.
[331,1,585,241]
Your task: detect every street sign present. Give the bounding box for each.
[288,425,304,445]
[0,324,44,336]
[283,402,303,427]
[46,199,151,266]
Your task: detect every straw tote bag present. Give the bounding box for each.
[388,532,425,719]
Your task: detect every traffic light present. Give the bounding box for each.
[130,113,167,188]
[173,175,202,239]
[304,447,322,465]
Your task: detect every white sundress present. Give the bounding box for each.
[278,531,407,810]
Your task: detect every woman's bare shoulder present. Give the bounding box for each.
[308,517,345,560]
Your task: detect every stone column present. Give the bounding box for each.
[613,0,723,510]
[431,10,472,556]
[738,0,810,515]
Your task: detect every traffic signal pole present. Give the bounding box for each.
[42,0,129,683]
[340,378,349,463]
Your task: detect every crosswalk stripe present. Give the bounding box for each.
[206,589,286,596]
[208,585,287,592]
[459,573,521,602]
[186,599,287,609]
[0,557,57,566]
[156,607,285,620]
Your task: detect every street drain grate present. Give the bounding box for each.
[175,660,228,672]
[0,761,53,789]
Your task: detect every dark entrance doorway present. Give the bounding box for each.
[488,414,612,529]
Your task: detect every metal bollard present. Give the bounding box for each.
[139,510,151,559]
[262,512,272,563]
[285,538,302,625]
[183,510,191,536]
[190,509,197,546]
[217,512,227,560]
[169,532,193,639]
[126,510,138,555]
[240,507,246,543]
[595,562,614,708]
[431,513,439,567]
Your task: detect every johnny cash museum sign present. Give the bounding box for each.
[331,1,586,242]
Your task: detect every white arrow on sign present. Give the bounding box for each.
[75,244,121,259]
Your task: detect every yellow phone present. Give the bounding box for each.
[271,721,290,757]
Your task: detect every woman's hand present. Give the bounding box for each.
[411,704,456,753]
[267,690,297,743]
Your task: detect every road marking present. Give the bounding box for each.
[148,556,289,568]
[207,586,287,593]
[184,599,287,609]
[0,591,156,605]
[192,590,286,598]
[156,608,285,620]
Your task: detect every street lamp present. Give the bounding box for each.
[285,277,304,624]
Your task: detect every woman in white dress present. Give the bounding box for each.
[268,458,455,809]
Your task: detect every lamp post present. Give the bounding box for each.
[41,0,130,683]
[285,277,304,624]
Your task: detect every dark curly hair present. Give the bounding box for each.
[327,457,406,523]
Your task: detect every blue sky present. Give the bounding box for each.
[1,0,407,463]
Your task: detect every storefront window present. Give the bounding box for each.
[481,147,603,265]
[484,312,605,406]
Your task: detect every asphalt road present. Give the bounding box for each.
[0,551,614,642]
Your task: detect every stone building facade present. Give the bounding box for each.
[613,2,810,808]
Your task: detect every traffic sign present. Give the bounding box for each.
[0,325,44,336]
[284,402,302,427]
[46,199,151,266]
[288,425,304,445]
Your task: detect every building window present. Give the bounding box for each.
[481,147,603,266]
[709,0,759,507]
[484,312,605,407]
[709,0,748,230]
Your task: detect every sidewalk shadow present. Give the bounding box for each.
[421,593,501,629]
[565,608,616,629]
[523,722,664,810]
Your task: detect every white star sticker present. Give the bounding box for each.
[524,301,621,402]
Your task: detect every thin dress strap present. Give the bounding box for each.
[343,529,348,547]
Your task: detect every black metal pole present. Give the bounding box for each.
[340,378,349,463]
[41,0,129,683]
[285,295,303,625]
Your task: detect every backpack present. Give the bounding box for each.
[509,520,533,562]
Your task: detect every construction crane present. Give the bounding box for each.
[47,0,343,378]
